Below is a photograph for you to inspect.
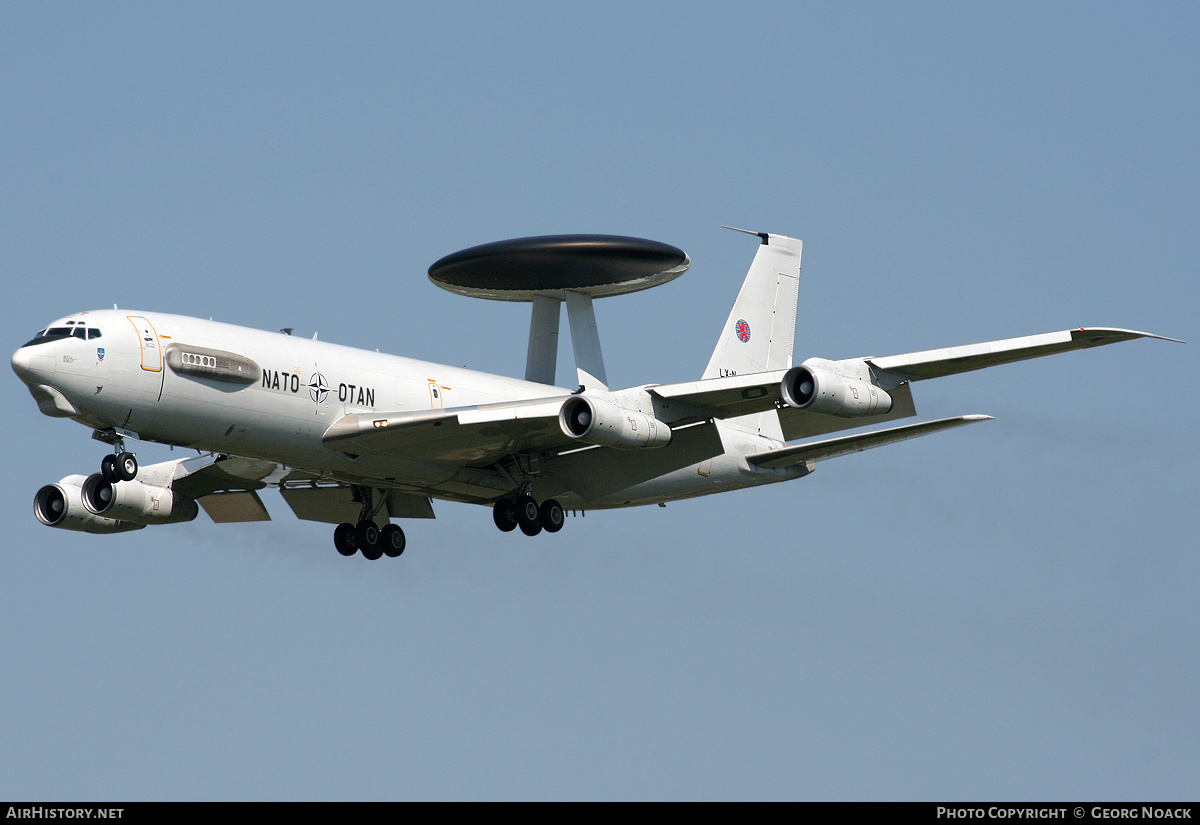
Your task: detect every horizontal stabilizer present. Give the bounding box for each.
[746,415,992,469]
[869,328,1182,382]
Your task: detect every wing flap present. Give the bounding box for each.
[279,485,436,524]
[196,490,272,523]
[748,415,992,469]
[868,327,1181,382]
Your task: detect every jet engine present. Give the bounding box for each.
[80,474,199,525]
[34,475,145,534]
[559,396,672,450]
[781,364,893,417]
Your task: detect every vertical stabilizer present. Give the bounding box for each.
[703,230,802,440]
[703,231,802,379]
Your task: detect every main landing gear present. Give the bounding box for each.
[332,486,405,560]
[333,520,406,560]
[493,495,564,537]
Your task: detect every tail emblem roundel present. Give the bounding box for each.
[735,319,751,343]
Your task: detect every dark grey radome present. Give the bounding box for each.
[428,234,690,301]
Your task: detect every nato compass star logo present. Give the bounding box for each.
[735,319,751,343]
[307,372,330,404]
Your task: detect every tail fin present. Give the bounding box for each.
[702,230,802,381]
[702,230,802,442]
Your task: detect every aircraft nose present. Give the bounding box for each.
[11,346,32,379]
[11,345,48,385]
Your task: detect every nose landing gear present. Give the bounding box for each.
[93,431,139,483]
[100,451,137,483]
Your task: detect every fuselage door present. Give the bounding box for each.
[127,316,162,372]
[428,379,443,408]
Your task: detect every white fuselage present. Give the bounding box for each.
[14,309,798,511]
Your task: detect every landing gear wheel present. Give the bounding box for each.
[115,452,138,482]
[539,499,565,533]
[381,524,406,557]
[516,495,540,532]
[493,499,518,532]
[356,520,383,560]
[101,454,121,483]
[334,523,358,556]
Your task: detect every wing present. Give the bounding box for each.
[868,327,1182,382]
[653,327,1179,438]
[651,328,1181,418]
[168,453,439,524]
[321,395,574,464]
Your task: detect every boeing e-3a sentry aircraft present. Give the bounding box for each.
[11,229,1180,560]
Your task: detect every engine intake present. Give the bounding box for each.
[782,364,893,417]
[559,396,672,450]
[34,475,145,534]
[81,474,199,525]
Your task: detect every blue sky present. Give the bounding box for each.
[2,2,1197,800]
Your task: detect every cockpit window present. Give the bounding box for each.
[20,319,100,348]
[21,327,77,348]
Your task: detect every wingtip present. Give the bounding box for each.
[1124,329,1185,344]
[1075,327,1185,344]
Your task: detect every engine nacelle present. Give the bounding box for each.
[34,475,145,534]
[80,474,199,525]
[559,396,672,450]
[781,364,893,417]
